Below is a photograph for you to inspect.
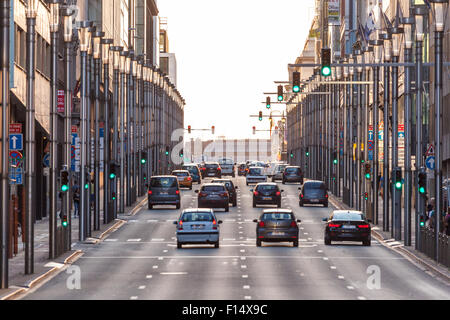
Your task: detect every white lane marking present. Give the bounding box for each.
[158,257,164,261]
[147,220,159,223]
[241,265,247,269]
[163,250,168,253]
[138,285,146,290]
[240,257,246,260]
[242,275,248,278]
[347,286,355,290]
[130,296,138,300]
[152,265,158,269]
[244,296,252,300]
[160,272,188,275]
[317,250,323,253]
[146,275,153,279]
[243,285,250,289]
[127,239,141,242]
[224,238,236,241]
[151,238,165,242]
[104,239,118,242]
[330,266,337,269]
[338,275,345,279]
[323,257,329,261]
[357,296,367,300]
[240,249,246,253]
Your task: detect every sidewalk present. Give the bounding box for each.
[328,191,450,282]
[0,193,148,300]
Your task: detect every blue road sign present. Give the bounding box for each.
[426,156,435,170]
[9,134,23,150]
[43,152,50,167]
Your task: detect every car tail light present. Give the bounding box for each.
[358,224,370,229]
[290,221,297,227]
[213,220,217,229]
[300,194,304,198]
[178,220,183,230]
[328,223,341,228]
[276,191,281,196]
[201,167,206,171]
[220,192,228,197]
[325,194,329,198]
[217,167,221,171]
[148,190,152,195]
[187,177,192,181]
[175,190,180,195]
[198,192,207,198]
[258,221,265,227]
[253,191,259,196]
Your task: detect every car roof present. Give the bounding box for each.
[202,183,226,187]
[182,208,214,213]
[211,179,233,183]
[332,210,363,215]
[172,170,189,173]
[262,209,293,214]
[183,164,198,167]
[286,166,301,168]
[151,175,177,178]
[256,182,278,186]
[303,180,325,184]
[248,166,264,169]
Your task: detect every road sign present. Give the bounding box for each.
[9,173,23,185]
[425,144,435,157]
[9,123,22,133]
[368,141,374,151]
[43,152,50,167]
[57,90,65,113]
[9,134,23,151]
[426,156,435,170]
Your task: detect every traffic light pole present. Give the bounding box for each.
[382,54,390,232]
[372,65,380,226]
[392,55,401,241]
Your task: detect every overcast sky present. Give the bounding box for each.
[158,0,316,140]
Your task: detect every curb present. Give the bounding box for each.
[128,196,148,216]
[328,195,450,283]
[1,250,84,301]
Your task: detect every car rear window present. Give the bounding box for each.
[276,165,287,172]
[205,163,219,168]
[219,159,233,165]
[150,177,177,188]
[202,185,225,192]
[173,171,189,176]
[256,185,278,191]
[248,168,262,175]
[212,181,232,188]
[304,182,326,190]
[262,213,293,220]
[183,166,197,172]
[285,167,300,174]
[332,213,364,221]
[181,212,214,222]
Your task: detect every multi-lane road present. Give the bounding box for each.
[23,176,449,300]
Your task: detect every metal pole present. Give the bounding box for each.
[119,52,126,213]
[93,46,101,231]
[102,40,112,224]
[25,14,37,275]
[383,56,390,232]
[79,48,88,241]
[392,55,401,240]
[404,46,412,246]
[0,0,10,288]
[373,66,380,225]
[356,69,362,211]
[49,27,58,259]
[86,34,94,238]
[434,29,443,262]
[126,53,132,206]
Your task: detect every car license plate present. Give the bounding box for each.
[192,225,205,230]
[272,232,285,236]
[262,197,272,200]
[342,225,356,229]
[310,199,319,203]
[160,192,168,195]
[208,173,215,176]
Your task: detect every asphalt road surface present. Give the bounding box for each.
[24,176,450,300]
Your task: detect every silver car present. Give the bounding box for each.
[246,166,267,185]
[174,209,222,248]
[271,164,288,182]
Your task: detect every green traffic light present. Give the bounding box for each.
[395,181,402,190]
[266,104,271,109]
[321,66,331,77]
[333,159,338,165]
[420,221,425,227]
[141,158,146,164]
[277,95,283,102]
[365,173,371,180]
[306,152,310,157]
[62,220,68,227]
[109,173,116,179]
[293,85,300,93]
[85,183,89,189]
[61,185,69,192]
[419,186,425,194]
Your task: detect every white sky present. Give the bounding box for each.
[158,0,316,140]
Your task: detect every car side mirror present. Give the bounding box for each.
[173,221,178,225]
[281,190,284,192]
[218,220,223,224]
[297,219,301,223]
[367,219,372,223]
[249,189,253,192]
[322,218,328,222]
[253,219,258,223]
[195,190,199,193]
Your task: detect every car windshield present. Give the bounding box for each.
[181,212,214,222]
[262,213,293,220]
[257,185,278,192]
[248,168,262,175]
[150,177,177,188]
[332,213,364,221]
[173,171,189,176]
[202,185,225,192]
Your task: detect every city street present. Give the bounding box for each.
[23,176,450,300]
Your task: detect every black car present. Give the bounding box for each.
[211,179,238,207]
[238,163,247,176]
[148,176,181,209]
[251,183,283,208]
[323,210,372,246]
[299,180,328,207]
[202,162,222,178]
[282,166,304,184]
[196,183,229,212]
[253,209,301,247]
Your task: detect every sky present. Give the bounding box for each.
[157,0,316,140]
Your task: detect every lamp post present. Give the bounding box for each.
[62,6,74,251]
[430,0,448,262]
[363,45,372,217]
[355,48,363,212]
[0,0,11,288]
[380,30,392,232]
[92,30,104,231]
[390,23,404,241]
[401,13,415,246]
[131,55,138,202]
[413,5,428,249]
[25,0,40,274]
[349,55,355,208]
[119,50,127,213]
[78,20,93,241]
[125,51,133,206]
[369,38,383,226]
[136,59,143,196]
[101,38,113,224]
[343,58,349,203]
[48,0,59,260]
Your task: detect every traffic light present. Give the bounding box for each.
[321,48,331,77]
[109,162,117,179]
[419,215,426,227]
[418,169,426,195]
[141,151,147,165]
[266,97,271,109]
[333,151,338,165]
[211,126,215,134]
[363,192,368,201]
[187,125,191,134]
[394,168,402,190]
[179,149,184,158]
[277,85,283,101]
[112,191,116,201]
[62,214,68,228]
[60,169,69,192]
[290,151,294,158]
[252,126,256,135]
[258,111,263,121]
[84,171,90,190]
[292,71,300,93]
[306,147,310,157]
[364,163,371,180]
[165,146,170,156]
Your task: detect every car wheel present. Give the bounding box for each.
[324,237,331,245]
[256,239,262,247]
[277,201,281,208]
[215,241,220,248]
[324,202,328,208]
[363,239,371,246]
[253,200,256,208]
[233,199,237,207]
[189,186,192,190]
[282,180,286,185]
[271,177,275,182]
[225,205,229,212]
[148,203,153,210]
[299,201,304,207]
[177,241,182,249]
[176,203,180,209]
[293,240,299,247]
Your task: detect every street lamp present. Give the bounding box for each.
[430,0,449,262]
[77,20,93,241]
[25,0,40,275]
[119,50,127,212]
